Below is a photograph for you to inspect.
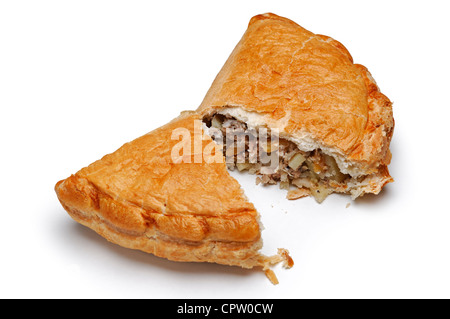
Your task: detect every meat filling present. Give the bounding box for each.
[204,114,352,203]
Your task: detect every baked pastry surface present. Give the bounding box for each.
[198,13,394,199]
[55,111,292,283]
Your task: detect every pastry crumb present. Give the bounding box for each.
[286,188,310,200]
[264,269,279,285]
[346,203,351,208]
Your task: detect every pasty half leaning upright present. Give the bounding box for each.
[198,13,394,202]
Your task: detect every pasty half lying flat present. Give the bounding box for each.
[55,111,293,284]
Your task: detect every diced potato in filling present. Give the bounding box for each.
[288,153,306,170]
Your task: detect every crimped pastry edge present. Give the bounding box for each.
[55,177,293,283]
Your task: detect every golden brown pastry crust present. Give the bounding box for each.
[55,111,292,274]
[197,13,394,192]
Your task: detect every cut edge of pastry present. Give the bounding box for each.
[202,108,393,203]
[55,174,293,285]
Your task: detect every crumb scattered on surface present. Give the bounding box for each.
[286,188,310,200]
[346,203,351,208]
[264,269,278,285]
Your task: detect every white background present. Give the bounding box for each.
[1,0,449,299]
